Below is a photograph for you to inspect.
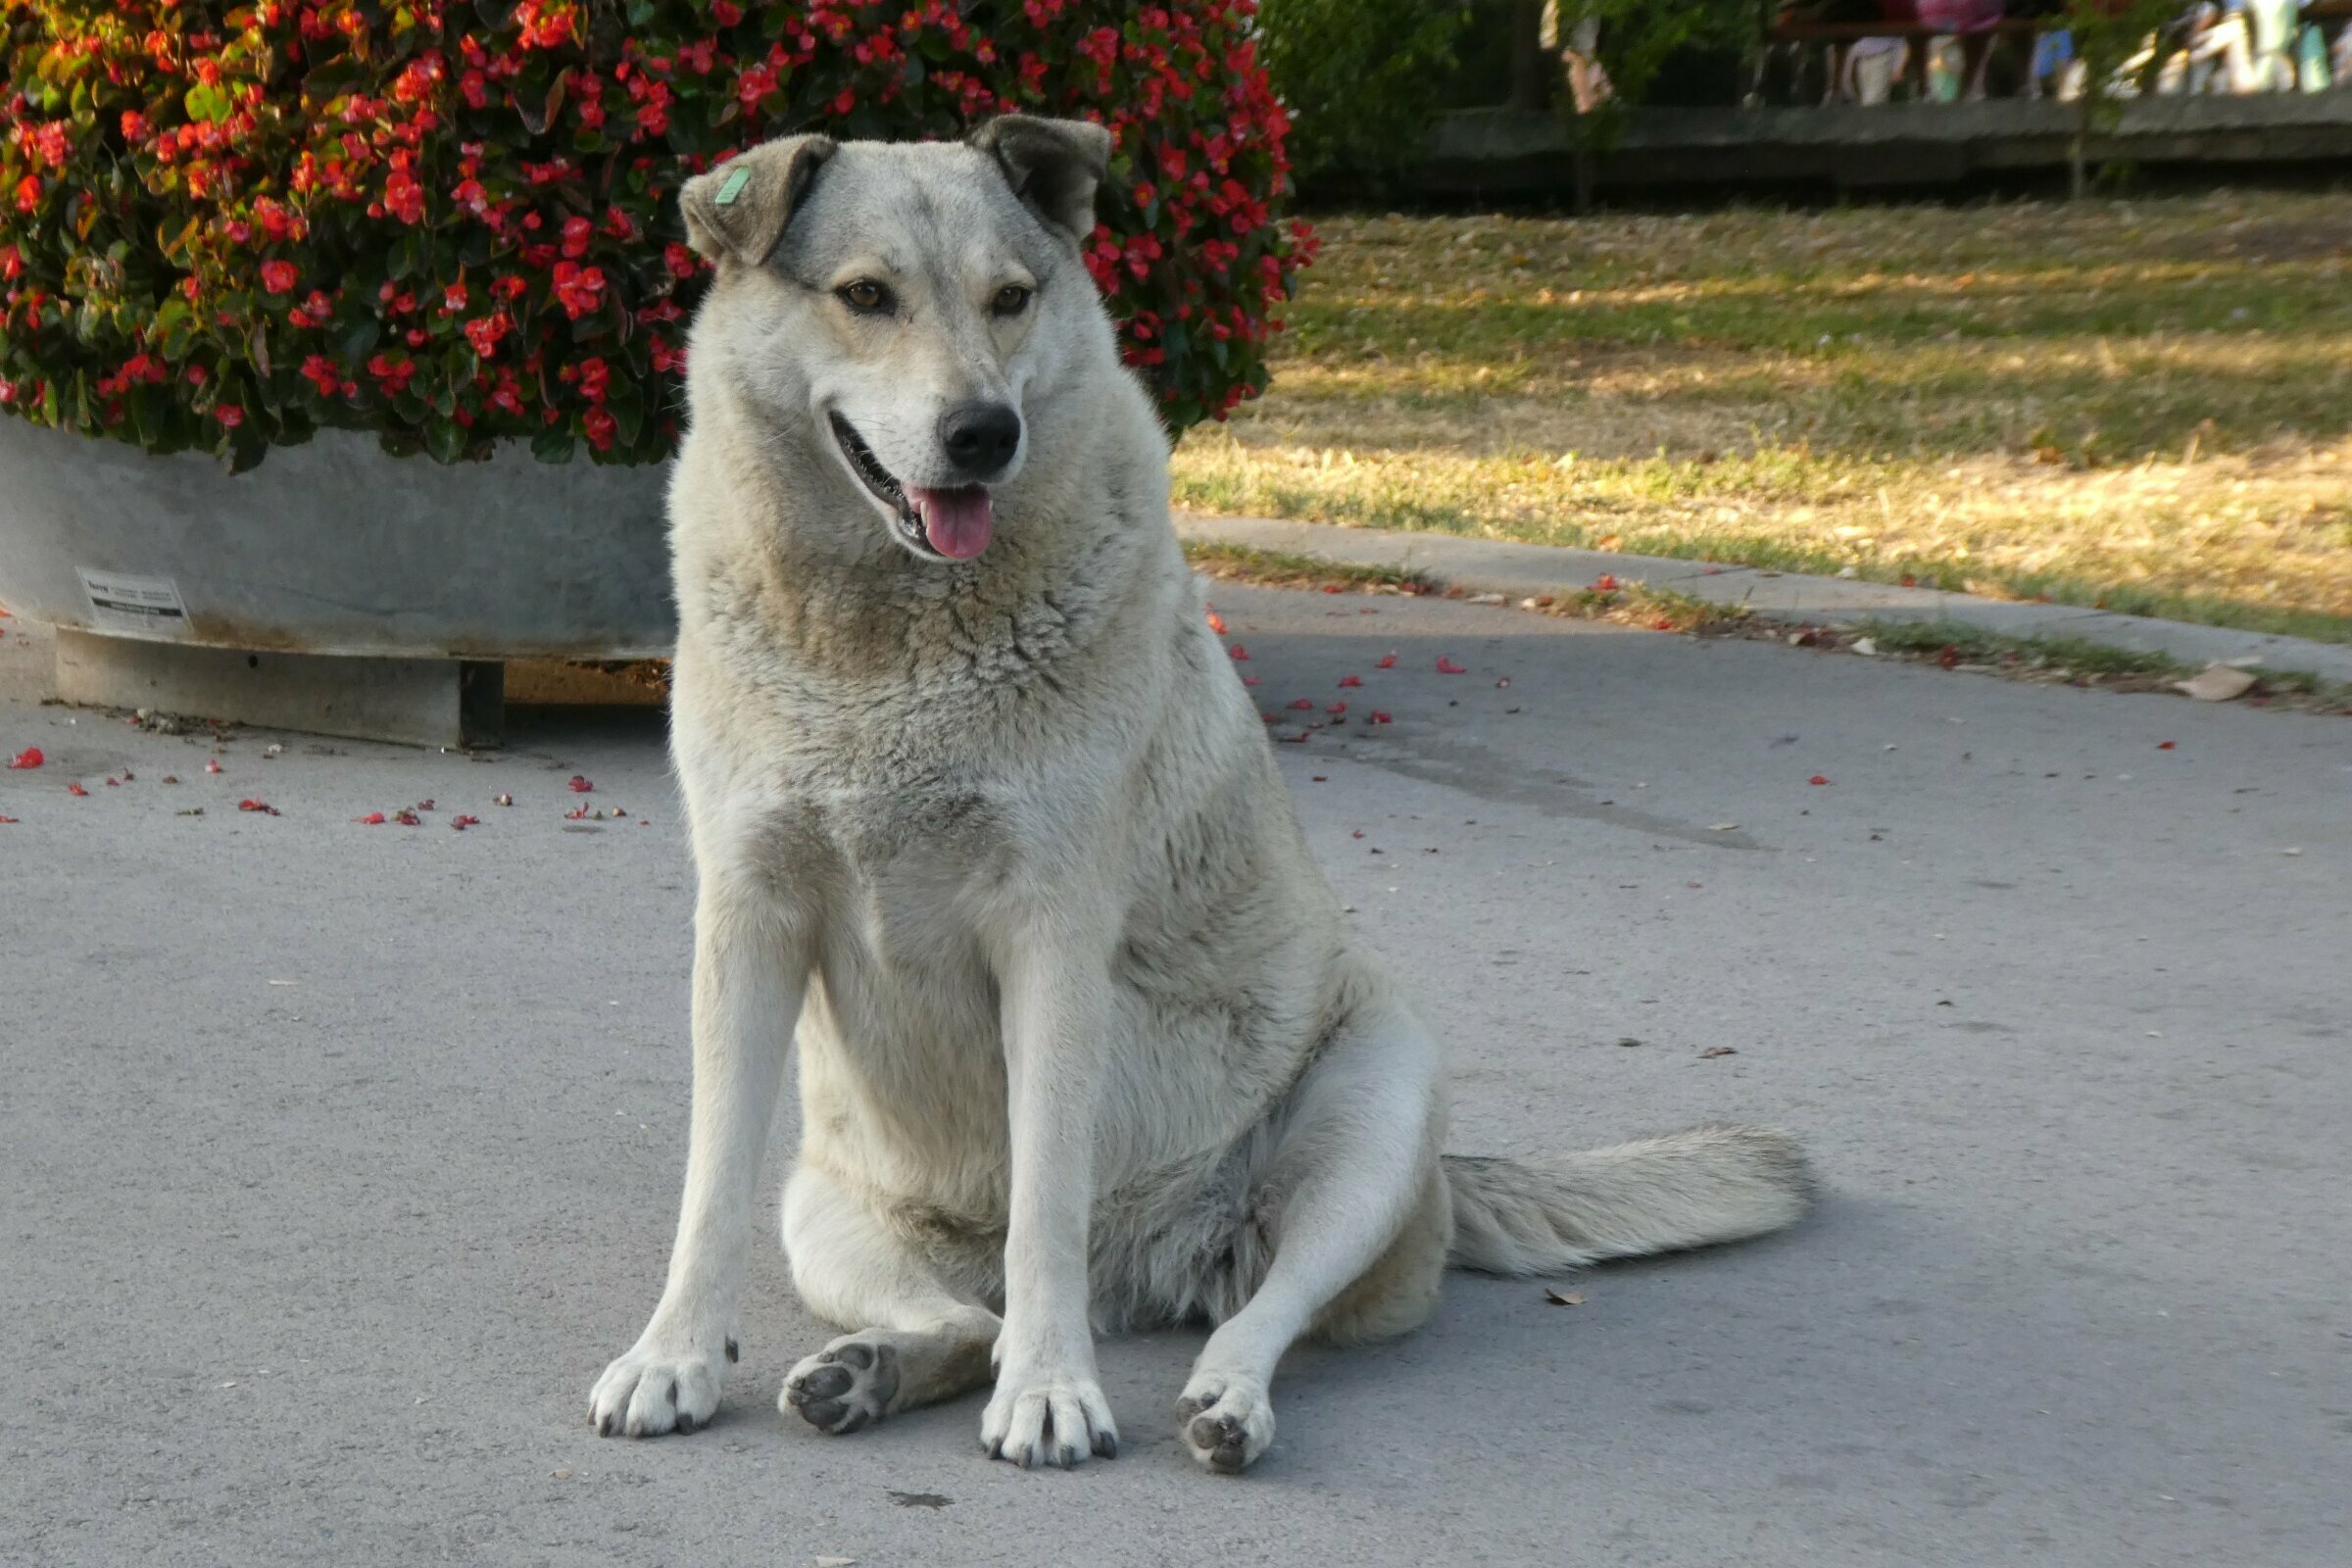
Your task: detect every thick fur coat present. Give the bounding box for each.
[588,119,1812,1474]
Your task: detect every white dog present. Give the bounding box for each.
[587,118,1813,1474]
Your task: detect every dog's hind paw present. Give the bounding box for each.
[783,1334,901,1436]
[589,1339,726,1438]
[1175,1373,1275,1474]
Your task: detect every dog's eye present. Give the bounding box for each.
[991,284,1033,318]
[836,279,893,315]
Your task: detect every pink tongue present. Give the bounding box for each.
[908,485,994,560]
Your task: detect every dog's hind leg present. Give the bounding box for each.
[779,1163,1001,1436]
[1176,986,1448,1474]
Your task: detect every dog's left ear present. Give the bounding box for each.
[680,133,838,269]
[967,115,1112,243]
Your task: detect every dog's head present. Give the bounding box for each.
[679,117,1114,564]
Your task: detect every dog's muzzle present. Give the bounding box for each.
[830,414,995,562]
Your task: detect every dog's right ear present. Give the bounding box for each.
[679,133,837,269]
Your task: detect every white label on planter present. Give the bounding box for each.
[78,568,191,638]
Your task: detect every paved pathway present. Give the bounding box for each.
[4,587,2347,1566]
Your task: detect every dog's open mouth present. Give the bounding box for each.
[829,414,994,562]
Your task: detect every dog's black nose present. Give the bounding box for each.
[939,402,1022,479]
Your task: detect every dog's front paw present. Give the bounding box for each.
[588,1334,733,1438]
[1175,1372,1275,1474]
[980,1365,1118,1469]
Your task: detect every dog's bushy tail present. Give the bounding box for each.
[1444,1124,1814,1274]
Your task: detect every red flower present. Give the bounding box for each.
[1,0,1306,464]
[464,313,513,357]
[551,263,605,320]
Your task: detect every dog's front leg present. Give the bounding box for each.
[979,921,1118,1468]
[590,883,806,1437]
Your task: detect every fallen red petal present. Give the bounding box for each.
[1374,654,1397,669]
[567,775,593,793]
[1206,612,1226,635]
[1338,675,1362,688]
[1288,698,1314,710]
[1809,775,1831,786]
[237,798,279,814]
[1320,584,1342,595]
[564,804,592,819]
[1242,675,1262,687]
[355,811,387,824]
[1592,573,1619,592]
[1370,710,1393,724]
[452,814,481,830]
[67,781,88,797]
[0,814,17,824]
[1936,645,1960,668]
[205,759,222,774]
[2157,741,2176,750]
[1436,657,1467,674]
[1327,702,1347,714]
[7,746,45,769]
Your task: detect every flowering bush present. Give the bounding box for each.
[0,0,1310,471]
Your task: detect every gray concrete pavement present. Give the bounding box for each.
[4,587,2348,1567]
[1177,512,2352,686]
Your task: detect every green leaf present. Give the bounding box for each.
[336,316,381,364]
[531,425,576,464]
[424,417,469,464]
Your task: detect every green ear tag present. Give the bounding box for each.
[715,168,752,207]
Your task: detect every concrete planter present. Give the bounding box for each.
[0,415,675,658]
[0,416,675,743]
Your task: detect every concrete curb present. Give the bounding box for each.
[1176,513,2352,686]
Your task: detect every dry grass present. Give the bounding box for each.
[1170,193,2352,642]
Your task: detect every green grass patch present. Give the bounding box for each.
[1181,195,2352,645]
